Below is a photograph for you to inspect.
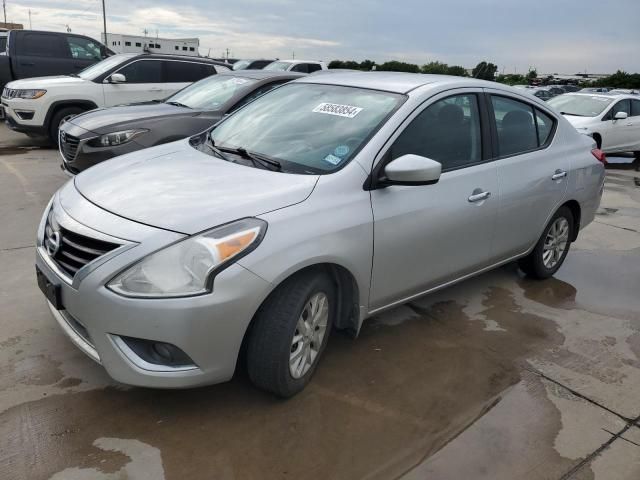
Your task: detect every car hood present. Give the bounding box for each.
[562,115,596,128]
[73,140,319,234]
[67,103,207,134]
[6,75,90,89]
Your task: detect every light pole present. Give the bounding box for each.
[101,0,107,44]
[3,0,6,25]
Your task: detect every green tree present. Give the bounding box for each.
[359,59,376,71]
[527,69,537,81]
[421,61,449,75]
[377,61,421,73]
[594,70,640,89]
[446,65,468,77]
[472,61,498,81]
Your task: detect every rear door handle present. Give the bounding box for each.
[551,169,567,181]
[149,87,163,92]
[468,190,491,203]
[20,62,34,66]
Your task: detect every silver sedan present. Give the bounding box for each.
[36,72,605,397]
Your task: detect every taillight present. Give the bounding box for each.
[591,148,607,165]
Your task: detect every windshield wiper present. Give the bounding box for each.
[560,111,585,117]
[204,137,233,162]
[166,101,191,108]
[218,146,282,171]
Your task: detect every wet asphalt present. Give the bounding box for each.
[0,125,639,480]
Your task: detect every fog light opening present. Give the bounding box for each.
[120,336,196,368]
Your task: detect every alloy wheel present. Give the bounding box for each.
[542,217,570,269]
[289,292,329,379]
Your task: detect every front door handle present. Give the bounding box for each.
[149,88,163,92]
[20,62,35,66]
[468,190,491,203]
[551,169,567,181]
[626,122,634,126]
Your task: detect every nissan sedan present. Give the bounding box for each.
[36,73,605,397]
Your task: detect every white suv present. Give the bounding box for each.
[1,53,229,144]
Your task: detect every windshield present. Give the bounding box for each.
[548,95,613,117]
[264,61,291,71]
[78,54,135,80]
[208,83,404,173]
[232,60,251,71]
[168,75,257,109]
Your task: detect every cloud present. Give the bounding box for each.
[7,0,640,72]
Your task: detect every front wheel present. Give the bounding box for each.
[246,271,334,397]
[518,206,574,279]
[48,107,84,146]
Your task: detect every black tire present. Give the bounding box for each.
[246,270,335,398]
[48,107,84,146]
[518,206,574,279]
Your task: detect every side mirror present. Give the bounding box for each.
[614,111,628,120]
[382,154,442,186]
[109,73,126,84]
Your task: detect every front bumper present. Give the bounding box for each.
[2,97,47,133]
[36,187,272,388]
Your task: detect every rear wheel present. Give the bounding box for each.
[246,270,334,397]
[518,206,574,279]
[48,107,84,146]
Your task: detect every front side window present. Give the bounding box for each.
[66,36,102,60]
[606,99,631,120]
[208,83,404,173]
[117,60,162,83]
[308,64,322,73]
[291,63,309,73]
[389,94,482,171]
[491,96,538,157]
[169,75,258,109]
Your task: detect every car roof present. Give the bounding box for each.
[295,71,499,94]
[275,59,324,65]
[218,70,306,80]
[130,53,228,66]
[564,92,636,99]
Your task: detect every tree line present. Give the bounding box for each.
[327,59,640,88]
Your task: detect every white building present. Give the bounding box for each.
[102,33,200,56]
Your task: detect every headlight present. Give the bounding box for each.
[16,89,46,99]
[88,129,148,147]
[107,218,267,298]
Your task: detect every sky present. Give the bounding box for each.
[5,0,640,74]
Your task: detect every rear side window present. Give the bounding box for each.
[117,60,162,83]
[307,64,322,73]
[164,62,216,82]
[490,96,554,157]
[21,33,65,57]
[631,100,640,117]
[390,94,482,171]
[535,109,554,146]
[291,63,308,73]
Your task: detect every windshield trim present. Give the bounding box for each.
[201,83,408,175]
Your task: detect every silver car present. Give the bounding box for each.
[36,73,605,397]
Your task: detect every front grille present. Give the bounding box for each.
[59,131,80,162]
[2,87,17,99]
[44,210,120,279]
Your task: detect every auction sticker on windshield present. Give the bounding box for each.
[313,103,363,118]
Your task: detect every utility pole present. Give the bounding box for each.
[29,9,32,29]
[3,0,6,24]
[101,0,107,45]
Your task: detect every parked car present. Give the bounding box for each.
[232,59,276,71]
[530,88,554,101]
[609,89,639,95]
[580,87,609,93]
[548,93,640,156]
[36,73,605,397]
[264,59,327,73]
[560,85,580,93]
[0,30,112,92]
[2,53,229,144]
[58,70,304,174]
[0,30,8,52]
